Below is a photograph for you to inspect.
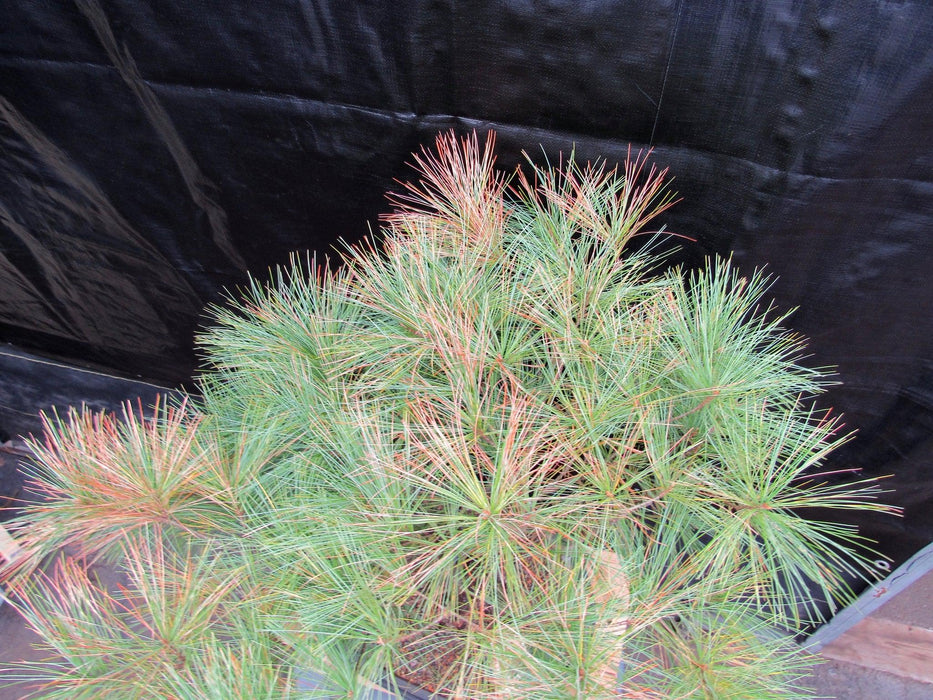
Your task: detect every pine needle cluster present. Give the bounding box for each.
[1,132,895,698]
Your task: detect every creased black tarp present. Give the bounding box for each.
[1,0,932,568]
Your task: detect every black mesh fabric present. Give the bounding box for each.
[1,1,931,566]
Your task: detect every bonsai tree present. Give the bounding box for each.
[1,131,894,698]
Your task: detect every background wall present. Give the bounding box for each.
[1,1,931,568]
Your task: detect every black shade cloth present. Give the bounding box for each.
[1,1,931,568]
